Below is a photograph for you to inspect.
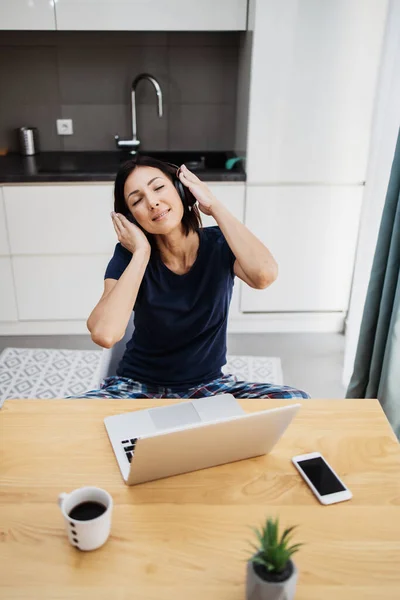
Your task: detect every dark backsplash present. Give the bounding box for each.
[0,31,240,153]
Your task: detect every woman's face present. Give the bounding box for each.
[124,166,184,234]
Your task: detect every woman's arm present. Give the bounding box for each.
[178,165,278,289]
[87,213,151,348]
[87,248,150,348]
[211,202,278,289]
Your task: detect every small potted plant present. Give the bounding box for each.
[246,517,303,600]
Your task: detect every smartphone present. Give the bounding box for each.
[292,452,352,505]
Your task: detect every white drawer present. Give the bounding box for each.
[4,185,116,255]
[12,255,109,320]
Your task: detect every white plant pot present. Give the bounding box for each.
[246,558,298,600]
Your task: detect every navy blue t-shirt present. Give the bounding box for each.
[104,226,236,390]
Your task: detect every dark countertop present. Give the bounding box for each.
[0,151,246,183]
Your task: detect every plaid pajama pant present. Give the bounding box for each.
[71,373,310,399]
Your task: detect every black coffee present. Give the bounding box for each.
[68,501,107,521]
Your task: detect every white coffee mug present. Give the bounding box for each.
[58,486,113,551]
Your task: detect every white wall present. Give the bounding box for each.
[343,0,400,387]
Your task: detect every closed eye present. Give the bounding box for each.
[132,185,164,206]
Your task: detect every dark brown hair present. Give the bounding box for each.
[114,155,202,249]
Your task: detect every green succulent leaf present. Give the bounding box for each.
[287,543,303,555]
[252,527,265,547]
[267,519,278,546]
[251,555,267,566]
[281,526,296,545]
[249,517,304,574]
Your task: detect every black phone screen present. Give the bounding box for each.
[297,456,346,495]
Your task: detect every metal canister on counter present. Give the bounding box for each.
[17,127,40,156]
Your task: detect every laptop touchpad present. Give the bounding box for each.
[149,402,201,430]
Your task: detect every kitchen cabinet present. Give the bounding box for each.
[3,182,244,324]
[3,182,117,323]
[245,0,388,184]
[0,189,18,322]
[12,255,108,321]
[0,259,18,322]
[3,182,120,322]
[55,0,247,31]
[4,184,116,256]
[241,185,363,313]
[201,184,244,228]
[0,188,10,256]
[202,184,245,319]
[0,0,56,30]
[0,179,364,331]
[4,183,245,254]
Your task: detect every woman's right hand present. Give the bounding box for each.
[111,212,151,255]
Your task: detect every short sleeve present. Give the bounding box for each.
[104,243,132,280]
[208,226,236,278]
[224,236,236,278]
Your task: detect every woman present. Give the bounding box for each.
[81,155,309,399]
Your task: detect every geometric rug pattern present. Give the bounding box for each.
[223,354,283,387]
[0,347,283,407]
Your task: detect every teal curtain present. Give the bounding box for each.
[347,128,400,439]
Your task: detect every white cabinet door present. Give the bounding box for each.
[0,188,10,255]
[4,185,116,255]
[241,185,363,312]
[55,0,247,31]
[202,184,245,319]
[0,258,18,322]
[201,184,245,228]
[0,0,56,29]
[246,0,388,183]
[0,189,18,322]
[12,255,109,321]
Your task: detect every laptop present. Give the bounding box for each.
[104,394,300,485]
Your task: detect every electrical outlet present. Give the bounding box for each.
[56,119,73,135]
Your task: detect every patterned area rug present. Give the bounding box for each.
[0,348,283,406]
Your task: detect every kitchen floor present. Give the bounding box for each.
[0,333,346,398]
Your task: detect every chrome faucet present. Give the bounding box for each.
[115,73,163,154]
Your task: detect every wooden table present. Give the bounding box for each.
[1,398,400,600]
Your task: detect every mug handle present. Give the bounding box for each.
[58,492,68,508]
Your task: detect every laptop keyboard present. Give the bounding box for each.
[121,438,138,463]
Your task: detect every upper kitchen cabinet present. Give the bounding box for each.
[55,0,247,31]
[245,0,388,184]
[0,0,56,30]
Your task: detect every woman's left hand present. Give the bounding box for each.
[178,164,220,216]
